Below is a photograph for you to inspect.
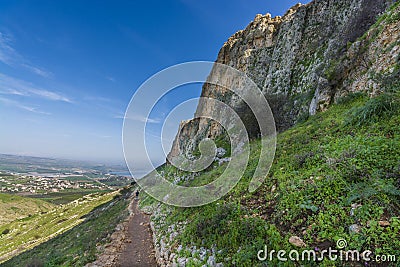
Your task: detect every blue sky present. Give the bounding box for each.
[0,0,304,165]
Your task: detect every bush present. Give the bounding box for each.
[1,228,10,235]
[344,93,399,126]
[346,178,400,205]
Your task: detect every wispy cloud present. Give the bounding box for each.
[0,73,72,103]
[114,113,161,124]
[0,32,16,66]
[21,63,52,78]
[4,88,26,96]
[0,96,51,115]
[92,134,113,139]
[29,87,72,102]
[0,31,52,78]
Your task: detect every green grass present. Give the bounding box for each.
[141,92,400,266]
[344,93,399,126]
[0,188,131,267]
[29,189,111,205]
[0,190,124,264]
[0,193,55,225]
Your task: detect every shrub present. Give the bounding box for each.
[1,228,10,235]
[344,93,399,126]
[346,178,400,205]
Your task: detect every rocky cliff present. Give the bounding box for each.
[169,0,399,160]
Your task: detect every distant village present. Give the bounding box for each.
[0,170,132,194]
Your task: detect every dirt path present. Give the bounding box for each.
[118,200,157,267]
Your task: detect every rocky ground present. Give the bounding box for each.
[86,197,156,267]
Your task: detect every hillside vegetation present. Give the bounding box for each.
[2,1,398,266]
[141,91,400,266]
[138,1,400,266]
[0,189,131,265]
[0,193,55,225]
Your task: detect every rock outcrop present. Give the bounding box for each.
[169,0,399,160]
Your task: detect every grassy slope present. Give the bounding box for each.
[29,189,112,205]
[1,188,131,267]
[0,193,55,225]
[0,189,129,265]
[141,91,400,266]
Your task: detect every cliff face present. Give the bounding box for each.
[169,0,399,160]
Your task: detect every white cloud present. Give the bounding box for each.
[4,88,26,96]
[0,96,51,115]
[114,113,161,124]
[21,63,53,78]
[0,32,16,65]
[0,73,72,103]
[142,117,161,124]
[29,87,72,102]
[0,31,52,78]
[94,134,113,139]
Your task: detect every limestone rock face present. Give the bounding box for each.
[168,0,399,159]
[340,3,400,98]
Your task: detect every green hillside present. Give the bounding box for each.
[0,188,131,267]
[0,193,55,225]
[140,91,400,266]
[0,189,130,265]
